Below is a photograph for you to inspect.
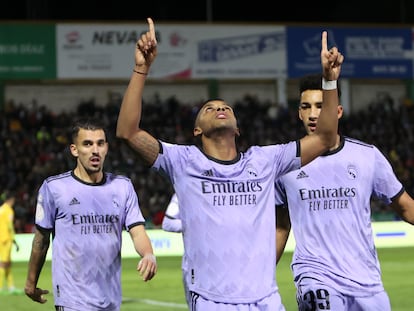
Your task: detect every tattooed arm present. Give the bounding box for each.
[25,226,51,304]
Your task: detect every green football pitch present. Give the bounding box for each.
[2,247,413,310]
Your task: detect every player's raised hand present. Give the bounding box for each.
[321,31,344,81]
[134,17,158,72]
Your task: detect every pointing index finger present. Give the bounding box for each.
[321,31,327,51]
[147,17,157,43]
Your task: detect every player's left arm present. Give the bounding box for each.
[390,190,414,224]
[129,225,157,281]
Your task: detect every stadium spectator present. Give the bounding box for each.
[24,117,157,310]
[275,73,414,310]
[116,18,341,310]
[1,85,414,230]
[1,54,414,231]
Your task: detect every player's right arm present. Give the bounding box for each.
[116,17,159,166]
[25,226,51,303]
[299,31,343,167]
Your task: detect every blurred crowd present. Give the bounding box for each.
[1,92,414,232]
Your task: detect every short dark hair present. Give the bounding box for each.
[299,73,341,98]
[71,117,106,143]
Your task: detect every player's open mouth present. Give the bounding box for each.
[308,123,316,131]
[90,157,100,164]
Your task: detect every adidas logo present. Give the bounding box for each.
[69,197,80,205]
[202,169,213,177]
[296,170,309,179]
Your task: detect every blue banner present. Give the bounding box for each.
[287,26,413,78]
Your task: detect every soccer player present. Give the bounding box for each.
[275,73,414,310]
[116,18,342,310]
[161,193,190,307]
[24,118,157,311]
[0,190,20,294]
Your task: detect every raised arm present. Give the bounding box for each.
[299,31,344,166]
[116,17,160,165]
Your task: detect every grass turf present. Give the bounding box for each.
[2,247,413,310]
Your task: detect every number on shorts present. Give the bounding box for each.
[301,288,330,310]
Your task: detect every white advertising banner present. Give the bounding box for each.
[12,222,414,262]
[57,22,191,79]
[56,22,286,79]
[192,25,286,79]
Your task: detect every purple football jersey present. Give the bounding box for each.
[152,140,300,303]
[275,136,403,296]
[35,171,145,310]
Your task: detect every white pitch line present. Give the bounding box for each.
[122,297,188,309]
